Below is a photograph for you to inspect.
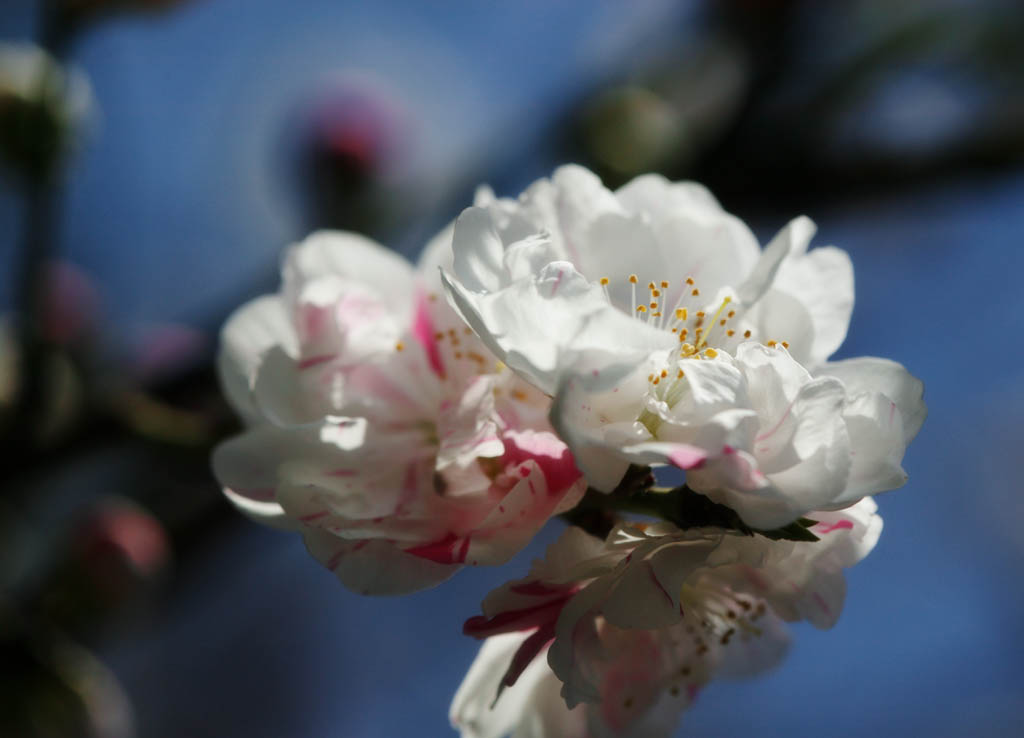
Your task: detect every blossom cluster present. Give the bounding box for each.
[213,165,924,737]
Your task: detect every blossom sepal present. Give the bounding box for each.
[564,467,822,543]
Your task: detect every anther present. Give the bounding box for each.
[629,274,638,284]
[395,342,404,351]
[600,277,609,286]
[743,330,752,339]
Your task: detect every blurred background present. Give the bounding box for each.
[1,0,1022,736]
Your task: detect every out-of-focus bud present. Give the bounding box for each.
[297,76,411,231]
[41,260,102,346]
[0,43,93,182]
[70,499,171,602]
[39,499,172,632]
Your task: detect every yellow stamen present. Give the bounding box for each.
[696,297,732,350]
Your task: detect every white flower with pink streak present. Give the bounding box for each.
[213,229,585,595]
[452,499,881,738]
[440,165,925,528]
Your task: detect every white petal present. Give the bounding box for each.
[217,295,296,422]
[817,356,927,442]
[713,612,791,679]
[651,212,760,299]
[759,377,852,521]
[417,220,456,291]
[744,289,816,366]
[549,366,654,491]
[452,207,509,293]
[211,425,314,529]
[436,375,504,470]
[835,391,909,501]
[303,529,456,595]
[772,245,853,365]
[615,173,721,222]
[443,262,665,395]
[250,346,326,427]
[282,230,414,319]
[451,634,586,738]
[736,215,815,306]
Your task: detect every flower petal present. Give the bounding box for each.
[217,295,296,422]
[451,633,586,738]
[736,215,816,306]
[772,245,853,365]
[282,230,414,320]
[302,529,457,595]
[817,356,926,443]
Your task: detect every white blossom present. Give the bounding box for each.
[453,499,881,737]
[213,230,585,595]
[440,166,925,527]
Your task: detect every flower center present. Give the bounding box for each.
[678,581,768,650]
[599,273,750,352]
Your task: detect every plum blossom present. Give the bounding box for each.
[453,499,881,738]
[212,229,585,595]
[440,166,925,527]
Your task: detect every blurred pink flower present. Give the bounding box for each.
[213,228,585,595]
